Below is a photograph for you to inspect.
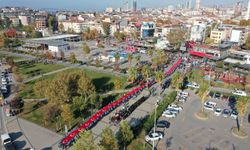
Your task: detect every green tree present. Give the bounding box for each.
[114,31,126,42]
[142,65,152,84]
[99,127,119,150]
[114,52,120,70]
[127,53,133,68]
[61,104,73,128]
[197,82,209,112]
[48,15,56,31]
[205,38,214,45]
[117,121,134,149]
[135,55,141,65]
[147,49,154,60]
[31,30,42,38]
[73,131,99,150]
[34,80,49,98]
[43,104,61,124]
[114,79,122,90]
[128,67,138,82]
[70,52,78,63]
[155,71,164,84]
[171,72,180,89]
[102,22,111,36]
[236,96,250,131]
[83,43,91,55]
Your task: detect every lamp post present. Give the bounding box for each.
[152,99,159,150]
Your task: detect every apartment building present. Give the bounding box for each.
[210,29,226,44]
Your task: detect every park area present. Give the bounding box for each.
[18,67,128,132]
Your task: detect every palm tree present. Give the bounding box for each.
[236,96,249,131]
[147,49,154,61]
[127,53,133,69]
[128,67,138,82]
[114,53,120,70]
[155,71,164,84]
[152,57,160,71]
[135,55,141,65]
[142,64,152,85]
[197,82,209,112]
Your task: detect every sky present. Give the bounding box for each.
[0,0,245,11]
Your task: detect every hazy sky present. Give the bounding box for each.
[0,0,245,11]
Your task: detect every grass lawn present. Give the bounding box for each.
[0,54,27,62]
[20,94,121,133]
[17,62,65,79]
[19,68,127,99]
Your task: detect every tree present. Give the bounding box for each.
[34,80,49,98]
[244,33,250,50]
[127,53,133,68]
[114,79,122,90]
[128,67,138,82]
[114,52,120,70]
[9,96,23,111]
[102,22,111,36]
[155,71,164,84]
[236,96,249,131]
[99,127,119,150]
[31,30,42,38]
[205,38,214,45]
[43,104,61,123]
[239,20,250,26]
[61,104,73,128]
[171,72,180,89]
[117,121,134,149]
[142,65,152,84]
[147,49,154,60]
[197,82,209,112]
[82,28,100,40]
[83,43,91,55]
[245,73,250,92]
[5,56,15,67]
[70,52,78,63]
[58,22,64,32]
[135,55,141,65]
[48,15,56,31]
[114,31,126,42]
[167,29,186,48]
[73,131,99,150]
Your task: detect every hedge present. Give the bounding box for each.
[143,91,177,132]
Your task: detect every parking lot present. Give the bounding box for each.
[154,90,250,150]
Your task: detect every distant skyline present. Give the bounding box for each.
[0,0,246,11]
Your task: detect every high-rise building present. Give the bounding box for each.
[132,0,137,12]
[246,0,250,20]
[195,0,200,10]
[189,0,192,9]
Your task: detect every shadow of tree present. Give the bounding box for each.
[92,77,113,92]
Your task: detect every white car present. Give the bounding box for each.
[162,111,176,118]
[191,82,200,89]
[1,78,6,82]
[230,110,238,119]
[145,132,163,142]
[139,49,146,54]
[1,80,7,85]
[168,104,183,111]
[232,90,247,97]
[214,108,222,116]
[165,108,179,115]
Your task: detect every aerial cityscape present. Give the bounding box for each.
[0,0,250,150]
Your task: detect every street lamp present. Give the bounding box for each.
[152,99,159,150]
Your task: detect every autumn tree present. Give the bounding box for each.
[99,127,119,150]
[82,28,100,40]
[43,104,61,123]
[48,15,56,31]
[34,80,49,98]
[83,43,90,55]
[70,52,78,63]
[61,104,73,128]
[117,121,134,149]
[113,31,126,42]
[73,131,99,150]
[244,33,250,50]
[114,79,122,90]
[167,29,186,48]
[245,73,250,92]
[102,22,111,36]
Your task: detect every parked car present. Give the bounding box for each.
[228,96,237,109]
[145,131,163,142]
[168,104,183,111]
[178,91,189,97]
[209,91,214,98]
[214,92,221,99]
[186,82,200,89]
[214,108,222,116]
[231,110,238,119]
[204,105,214,111]
[139,49,147,54]
[204,101,217,107]
[1,80,7,85]
[165,108,179,115]
[178,97,187,102]
[222,109,231,118]
[162,111,176,118]
[156,120,170,128]
[232,89,247,97]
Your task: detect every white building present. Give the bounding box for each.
[230,28,249,45]
[48,42,70,53]
[190,21,207,42]
[224,50,250,65]
[60,21,102,34]
[18,15,31,26]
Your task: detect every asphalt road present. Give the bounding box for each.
[156,90,250,150]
